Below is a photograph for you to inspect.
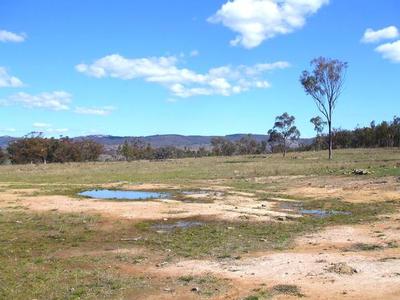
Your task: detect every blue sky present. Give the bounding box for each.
[0,0,399,138]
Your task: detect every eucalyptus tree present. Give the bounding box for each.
[268,112,300,157]
[310,116,327,150]
[300,57,348,159]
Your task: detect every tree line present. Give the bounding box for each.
[0,115,399,165]
[117,139,209,161]
[0,133,103,164]
[330,117,400,149]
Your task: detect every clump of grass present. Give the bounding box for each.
[177,274,227,296]
[345,243,384,252]
[178,275,195,283]
[243,284,304,299]
[271,284,304,297]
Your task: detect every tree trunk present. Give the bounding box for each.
[283,139,286,157]
[328,121,333,160]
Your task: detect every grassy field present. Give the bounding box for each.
[1,148,400,299]
[0,148,399,186]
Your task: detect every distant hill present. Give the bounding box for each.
[0,134,314,150]
[0,136,18,149]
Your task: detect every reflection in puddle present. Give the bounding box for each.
[300,209,351,218]
[79,189,170,200]
[278,202,351,218]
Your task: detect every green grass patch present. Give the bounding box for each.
[134,199,398,259]
[0,210,156,299]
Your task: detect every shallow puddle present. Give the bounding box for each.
[278,202,351,218]
[300,209,351,218]
[78,189,170,200]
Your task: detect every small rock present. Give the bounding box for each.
[156,262,168,268]
[352,169,370,175]
[191,287,200,292]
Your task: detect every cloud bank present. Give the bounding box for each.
[7,91,72,111]
[76,54,290,98]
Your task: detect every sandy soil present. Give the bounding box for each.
[1,176,400,299]
[0,184,294,222]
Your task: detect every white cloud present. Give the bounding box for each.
[8,91,71,111]
[375,40,400,63]
[0,67,23,88]
[362,26,399,43]
[208,0,329,49]
[76,54,290,98]
[0,29,26,43]
[74,106,115,116]
[33,122,52,128]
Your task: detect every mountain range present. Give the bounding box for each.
[0,134,314,150]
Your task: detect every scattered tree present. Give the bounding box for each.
[211,137,236,156]
[300,57,348,159]
[268,113,300,157]
[310,116,327,150]
[0,147,7,164]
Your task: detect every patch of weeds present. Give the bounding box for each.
[345,243,384,252]
[301,199,398,225]
[243,288,272,300]
[387,241,399,248]
[178,275,195,283]
[224,160,254,164]
[134,199,399,259]
[178,274,227,297]
[272,284,305,297]
[135,218,314,258]
[0,210,157,299]
[243,284,304,299]
[115,254,147,264]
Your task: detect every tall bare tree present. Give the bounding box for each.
[268,112,300,157]
[300,57,348,159]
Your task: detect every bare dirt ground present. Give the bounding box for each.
[1,175,400,299]
[159,217,400,299]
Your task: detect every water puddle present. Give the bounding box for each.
[278,202,351,218]
[152,221,204,232]
[300,209,351,218]
[78,189,170,200]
